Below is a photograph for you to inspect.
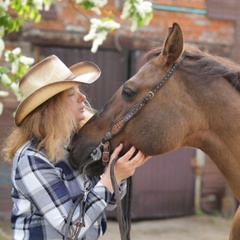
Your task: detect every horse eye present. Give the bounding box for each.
[122,87,136,100]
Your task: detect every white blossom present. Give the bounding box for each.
[130,15,138,32]
[91,7,101,15]
[92,0,107,7]
[1,74,11,85]
[0,0,9,11]
[102,21,120,29]
[0,38,5,58]
[121,0,153,31]
[0,90,9,97]
[134,2,147,19]
[4,51,10,61]
[12,47,21,56]
[76,0,107,14]
[76,0,107,8]
[33,0,44,10]
[11,60,19,74]
[91,32,107,53]
[11,82,23,101]
[0,89,9,116]
[142,1,152,11]
[21,0,28,5]
[15,92,24,102]
[10,82,18,92]
[19,56,35,65]
[0,102,3,115]
[44,1,52,11]
[121,1,131,19]
[84,18,120,53]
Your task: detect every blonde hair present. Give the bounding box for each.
[2,90,94,163]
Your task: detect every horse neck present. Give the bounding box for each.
[186,77,240,199]
[199,128,240,200]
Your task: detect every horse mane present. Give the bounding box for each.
[144,44,240,91]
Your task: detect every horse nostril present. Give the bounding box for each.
[92,149,97,154]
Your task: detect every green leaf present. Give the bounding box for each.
[80,0,95,10]
[35,13,42,23]
[0,66,9,74]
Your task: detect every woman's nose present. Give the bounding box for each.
[78,91,86,102]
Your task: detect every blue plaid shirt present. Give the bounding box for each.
[11,140,126,240]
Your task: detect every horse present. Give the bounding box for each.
[69,22,240,239]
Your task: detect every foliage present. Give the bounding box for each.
[121,0,153,31]
[0,0,153,115]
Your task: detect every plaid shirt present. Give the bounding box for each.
[11,140,126,240]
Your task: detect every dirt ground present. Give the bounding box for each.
[0,214,233,240]
[100,215,233,240]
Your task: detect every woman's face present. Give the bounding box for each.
[66,86,87,122]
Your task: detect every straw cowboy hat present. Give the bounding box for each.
[15,55,101,126]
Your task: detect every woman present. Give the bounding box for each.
[2,55,150,240]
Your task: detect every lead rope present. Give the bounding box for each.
[110,157,132,240]
[64,163,129,240]
[64,178,92,240]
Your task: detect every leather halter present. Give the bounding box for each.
[90,54,185,165]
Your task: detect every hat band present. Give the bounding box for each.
[66,73,77,81]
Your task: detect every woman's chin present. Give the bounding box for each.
[77,114,86,122]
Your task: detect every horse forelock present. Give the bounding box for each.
[144,44,240,91]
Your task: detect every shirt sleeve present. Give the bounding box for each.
[106,180,127,211]
[13,154,113,238]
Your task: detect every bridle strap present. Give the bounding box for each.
[102,141,110,166]
[90,54,185,164]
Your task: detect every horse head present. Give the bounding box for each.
[69,22,193,174]
[69,22,240,187]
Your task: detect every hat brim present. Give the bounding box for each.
[15,61,101,126]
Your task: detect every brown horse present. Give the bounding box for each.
[69,22,240,239]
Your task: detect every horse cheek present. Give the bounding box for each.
[124,118,169,156]
[134,114,184,155]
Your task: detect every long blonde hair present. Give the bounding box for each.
[2,90,94,163]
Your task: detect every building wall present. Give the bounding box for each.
[5,0,236,58]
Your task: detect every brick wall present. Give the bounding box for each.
[4,0,236,59]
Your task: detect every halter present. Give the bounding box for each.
[90,54,185,165]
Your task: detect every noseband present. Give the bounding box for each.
[90,54,185,165]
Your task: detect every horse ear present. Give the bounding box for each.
[161,22,184,67]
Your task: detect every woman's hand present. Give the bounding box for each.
[100,143,151,193]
